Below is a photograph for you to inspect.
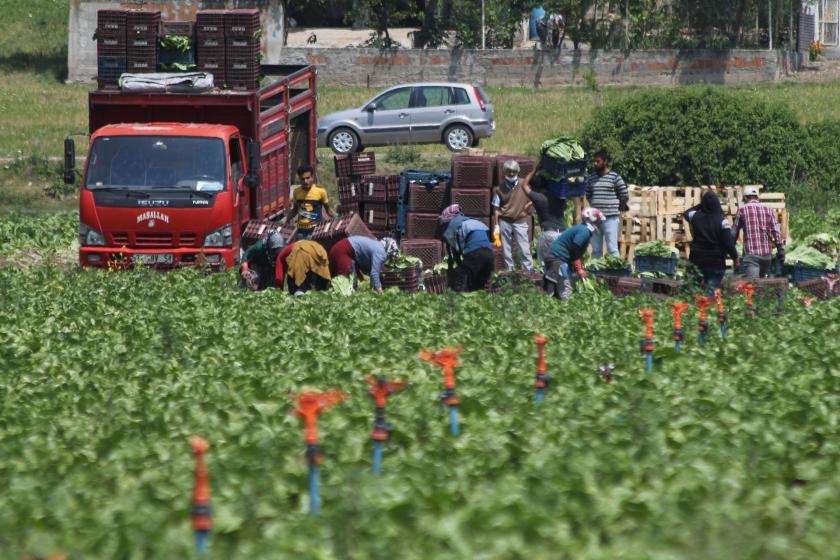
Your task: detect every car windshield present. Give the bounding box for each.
[85,136,227,191]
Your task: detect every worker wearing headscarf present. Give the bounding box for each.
[240,230,286,291]
[328,236,399,292]
[439,204,495,292]
[275,240,331,294]
[545,207,605,299]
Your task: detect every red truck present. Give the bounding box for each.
[64,65,317,269]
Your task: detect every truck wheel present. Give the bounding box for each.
[329,128,360,154]
[444,125,473,152]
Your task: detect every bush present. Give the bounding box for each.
[799,120,840,197]
[579,88,802,192]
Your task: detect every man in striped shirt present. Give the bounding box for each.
[585,150,629,257]
[732,186,783,278]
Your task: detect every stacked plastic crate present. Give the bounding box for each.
[95,9,127,89]
[196,10,227,87]
[402,172,450,270]
[126,10,160,74]
[225,9,261,90]
[334,153,396,239]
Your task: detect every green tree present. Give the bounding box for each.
[448,0,530,48]
[346,0,419,48]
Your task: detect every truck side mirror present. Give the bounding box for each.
[63,138,76,185]
[245,139,261,189]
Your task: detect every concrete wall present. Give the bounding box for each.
[280,48,804,88]
[68,0,284,83]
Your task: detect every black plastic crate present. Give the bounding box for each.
[158,45,195,66]
[97,9,127,34]
[161,21,194,37]
[129,37,156,48]
[227,36,260,50]
[790,263,838,284]
[126,10,160,37]
[225,9,261,37]
[97,56,126,81]
[197,36,225,49]
[634,254,679,276]
[539,154,589,179]
[127,59,155,73]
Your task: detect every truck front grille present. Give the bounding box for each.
[135,233,173,247]
[179,233,197,246]
[112,232,130,246]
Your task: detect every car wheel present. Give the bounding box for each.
[329,128,360,154]
[444,125,473,152]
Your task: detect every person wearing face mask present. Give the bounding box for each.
[585,150,628,258]
[544,208,605,299]
[492,160,535,271]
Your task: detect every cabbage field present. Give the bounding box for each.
[2,213,840,559]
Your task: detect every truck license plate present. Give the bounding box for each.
[131,253,173,265]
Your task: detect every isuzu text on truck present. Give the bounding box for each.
[64,65,317,269]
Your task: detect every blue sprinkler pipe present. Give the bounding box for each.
[308,463,320,515]
[645,351,653,372]
[195,531,208,555]
[449,405,460,436]
[535,388,544,404]
[372,440,383,475]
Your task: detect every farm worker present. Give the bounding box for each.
[684,191,739,294]
[732,186,784,279]
[328,236,400,293]
[492,160,535,272]
[519,163,567,268]
[585,149,629,258]
[286,165,334,240]
[439,204,495,293]
[275,240,331,295]
[545,208,605,299]
[239,229,286,291]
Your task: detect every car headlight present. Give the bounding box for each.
[204,224,233,248]
[79,223,105,246]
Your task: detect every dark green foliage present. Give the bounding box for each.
[580,88,802,192]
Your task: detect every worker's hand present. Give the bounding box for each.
[573,259,587,280]
[239,262,249,274]
[375,287,383,294]
[776,249,785,266]
[492,225,502,248]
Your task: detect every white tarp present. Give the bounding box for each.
[118,72,215,93]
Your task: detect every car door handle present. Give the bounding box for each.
[399,113,409,118]
[444,109,455,114]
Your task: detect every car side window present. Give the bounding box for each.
[229,137,243,184]
[414,86,453,108]
[452,87,471,105]
[375,88,411,111]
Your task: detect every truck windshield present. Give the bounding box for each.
[85,136,227,192]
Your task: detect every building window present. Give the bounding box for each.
[821,0,838,45]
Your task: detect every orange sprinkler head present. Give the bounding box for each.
[291,390,347,446]
[736,282,755,304]
[367,376,407,408]
[714,288,724,310]
[639,309,655,339]
[190,435,212,531]
[419,347,463,390]
[695,295,711,320]
[533,334,548,374]
[671,302,689,329]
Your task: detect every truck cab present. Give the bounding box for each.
[67,65,317,270]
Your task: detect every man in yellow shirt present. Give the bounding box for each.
[286,165,334,240]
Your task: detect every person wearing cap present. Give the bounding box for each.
[519,164,567,269]
[328,236,399,293]
[732,186,783,278]
[439,204,495,292]
[585,149,629,258]
[274,240,331,295]
[684,190,739,294]
[544,208,605,299]
[492,160,535,271]
[240,229,286,291]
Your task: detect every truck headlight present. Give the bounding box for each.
[204,224,233,247]
[79,223,105,246]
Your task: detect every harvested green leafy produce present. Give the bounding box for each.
[802,233,839,259]
[634,241,678,258]
[385,254,421,269]
[589,256,630,270]
[330,275,354,295]
[540,136,585,161]
[785,245,837,270]
[159,35,192,52]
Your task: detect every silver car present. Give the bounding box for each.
[317,82,495,154]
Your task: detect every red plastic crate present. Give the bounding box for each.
[452,155,494,188]
[161,21,194,37]
[493,246,505,271]
[126,10,160,37]
[351,152,376,176]
[334,155,353,178]
[380,265,421,293]
[197,36,225,49]
[359,176,389,203]
[337,177,360,204]
[127,59,155,73]
[196,10,227,36]
[406,212,440,239]
[225,9,261,37]
[227,36,259,51]
[408,181,448,213]
[797,276,838,300]
[423,272,447,294]
[450,188,491,217]
[360,202,389,228]
[400,239,443,269]
[494,155,537,185]
[97,9,128,30]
